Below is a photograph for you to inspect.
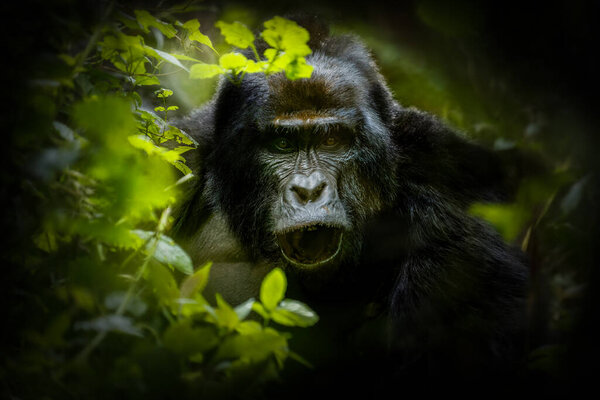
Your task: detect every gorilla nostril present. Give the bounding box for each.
[290,180,327,204]
[313,182,327,198]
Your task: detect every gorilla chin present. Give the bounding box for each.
[276,223,344,269]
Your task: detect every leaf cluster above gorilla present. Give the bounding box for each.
[172,17,529,390]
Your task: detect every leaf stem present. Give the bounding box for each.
[250,44,261,62]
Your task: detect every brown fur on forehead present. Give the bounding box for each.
[267,73,352,115]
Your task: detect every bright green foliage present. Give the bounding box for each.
[163,320,219,356]
[262,16,311,57]
[132,230,194,275]
[190,63,225,79]
[216,20,256,50]
[253,268,319,328]
[180,261,213,298]
[134,10,177,38]
[260,268,287,311]
[181,19,217,53]
[271,299,320,327]
[156,88,174,98]
[11,5,319,398]
[219,52,249,70]
[190,16,314,84]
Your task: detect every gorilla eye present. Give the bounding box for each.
[324,136,338,147]
[272,137,294,152]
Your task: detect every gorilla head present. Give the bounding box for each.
[190,36,405,274]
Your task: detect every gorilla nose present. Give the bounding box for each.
[288,172,330,206]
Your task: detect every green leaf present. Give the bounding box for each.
[252,302,269,320]
[163,320,219,355]
[155,88,174,98]
[189,63,224,79]
[58,53,77,66]
[259,16,313,79]
[260,268,286,311]
[152,235,193,274]
[128,135,184,163]
[75,314,142,337]
[263,49,293,72]
[181,19,217,53]
[180,262,212,298]
[234,298,256,320]
[52,121,75,141]
[214,328,288,364]
[190,31,217,52]
[172,161,192,175]
[214,294,240,330]
[135,74,160,86]
[172,146,194,156]
[144,261,180,305]
[99,34,146,59]
[244,59,266,73]
[145,46,189,71]
[271,299,319,327]
[181,19,200,31]
[285,57,314,80]
[168,126,197,145]
[132,230,194,275]
[262,16,311,57]
[560,175,590,215]
[215,20,255,49]
[219,52,248,71]
[134,10,177,38]
[236,320,263,335]
[170,53,202,62]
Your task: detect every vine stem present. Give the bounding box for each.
[250,44,261,62]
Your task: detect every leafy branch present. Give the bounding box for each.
[190,16,314,84]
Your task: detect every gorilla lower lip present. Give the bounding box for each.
[277,225,343,267]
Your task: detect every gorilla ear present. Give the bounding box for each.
[392,107,520,205]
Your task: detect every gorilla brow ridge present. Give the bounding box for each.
[267,107,360,134]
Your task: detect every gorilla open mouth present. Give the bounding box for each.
[277,224,344,268]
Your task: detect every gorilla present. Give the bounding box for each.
[172,19,529,394]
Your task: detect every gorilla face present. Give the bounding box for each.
[264,123,353,269]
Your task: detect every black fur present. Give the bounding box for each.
[173,24,529,395]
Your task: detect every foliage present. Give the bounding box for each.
[190,16,313,83]
[3,4,317,399]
